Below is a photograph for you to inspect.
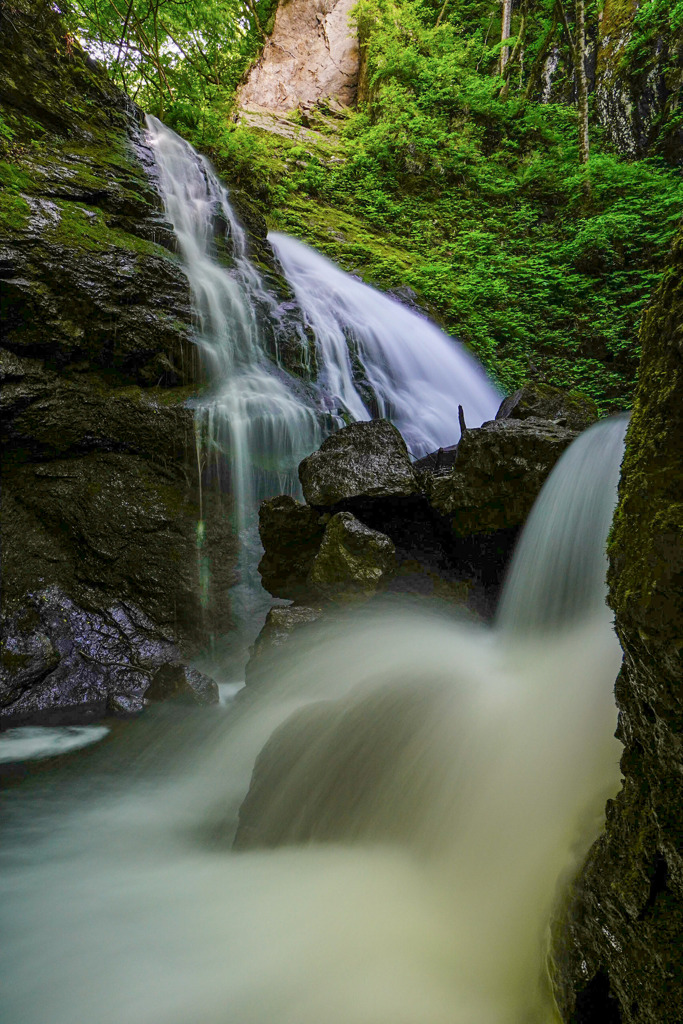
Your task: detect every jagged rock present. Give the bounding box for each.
[495,382,598,432]
[237,0,359,114]
[308,511,398,599]
[0,586,179,726]
[551,229,683,1021]
[299,419,418,507]
[257,495,326,599]
[146,662,219,706]
[426,417,579,536]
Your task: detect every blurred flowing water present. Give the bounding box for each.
[0,412,627,1024]
[144,117,500,658]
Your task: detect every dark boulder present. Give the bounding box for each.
[257,495,326,600]
[426,417,579,536]
[299,419,418,507]
[245,604,325,687]
[495,382,598,432]
[146,662,219,706]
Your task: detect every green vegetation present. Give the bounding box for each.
[66,0,683,411]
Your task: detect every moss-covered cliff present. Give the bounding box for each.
[0,0,236,723]
[551,226,683,1022]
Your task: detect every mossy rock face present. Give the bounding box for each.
[0,3,237,721]
[551,229,683,1022]
[308,512,398,600]
[596,0,683,164]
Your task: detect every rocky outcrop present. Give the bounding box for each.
[551,229,683,1021]
[495,381,598,432]
[426,417,580,536]
[595,0,683,164]
[237,0,359,114]
[247,395,588,681]
[0,2,232,724]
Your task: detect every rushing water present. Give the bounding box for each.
[144,117,500,649]
[0,415,626,1024]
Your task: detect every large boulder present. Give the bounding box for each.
[426,417,579,536]
[308,512,398,599]
[299,420,419,507]
[495,382,598,432]
[257,495,326,600]
[145,662,219,706]
[551,230,683,1021]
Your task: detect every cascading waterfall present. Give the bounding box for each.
[269,233,501,457]
[0,414,627,1024]
[145,117,501,653]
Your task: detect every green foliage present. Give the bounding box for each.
[70,0,683,412]
[66,0,276,118]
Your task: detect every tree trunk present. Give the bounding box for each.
[575,0,590,165]
[500,0,513,75]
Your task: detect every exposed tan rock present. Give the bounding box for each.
[238,0,359,113]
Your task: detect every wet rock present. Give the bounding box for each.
[308,512,398,599]
[495,382,598,432]
[257,495,326,599]
[0,4,238,700]
[245,604,325,686]
[146,662,219,706]
[551,228,683,1021]
[0,586,178,727]
[426,417,578,536]
[299,420,418,507]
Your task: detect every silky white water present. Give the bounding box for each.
[0,416,626,1024]
[269,232,501,456]
[145,117,500,646]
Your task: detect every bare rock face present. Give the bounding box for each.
[238,0,359,113]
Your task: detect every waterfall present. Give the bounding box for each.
[145,117,501,656]
[269,233,501,456]
[0,414,626,1024]
[496,414,628,633]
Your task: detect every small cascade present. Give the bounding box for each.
[496,414,629,633]
[270,232,501,456]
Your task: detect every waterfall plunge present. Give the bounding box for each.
[0,415,627,1024]
[0,121,627,1024]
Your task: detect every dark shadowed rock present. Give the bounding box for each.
[146,662,219,706]
[299,420,418,506]
[0,586,178,726]
[427,417,578,536]
[495,382,598,432]
[551,229,683,1022]
[257,495,326,599]
[308,512,398,599]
